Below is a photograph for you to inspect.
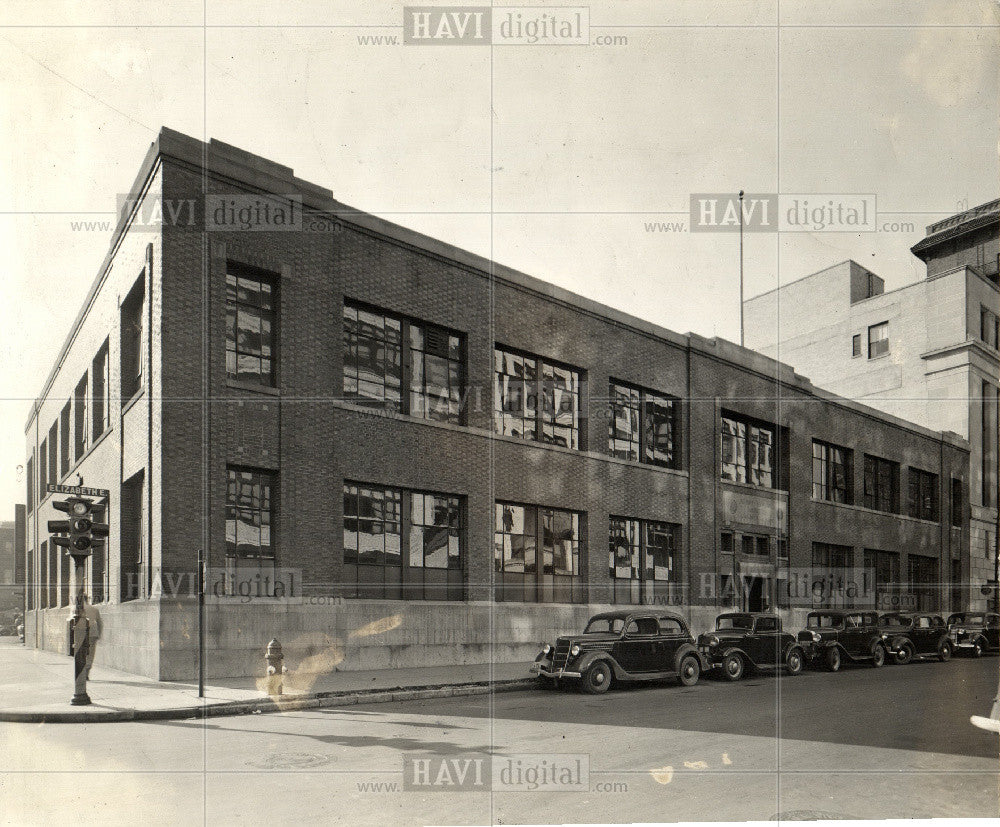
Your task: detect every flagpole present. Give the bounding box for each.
[738,190,745,348]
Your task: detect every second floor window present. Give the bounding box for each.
[92,340,110,440]
[951,478,963,527]
[863,454,899,513]
[812,440,853,503]
[608,381,680,468]
[868,321,889,359]
[73,373,89,461]
[226,265,277,386]
[343,301,464,424]
[494,348,581,450]
[907,467,939,522]
[721,414,774,488]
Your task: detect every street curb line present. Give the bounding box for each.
[0,678,536,724]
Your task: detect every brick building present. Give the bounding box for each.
[744,200,999,610]
[22,129,970,679]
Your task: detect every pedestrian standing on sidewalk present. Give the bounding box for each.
[81,595,103,682]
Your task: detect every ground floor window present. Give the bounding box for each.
[609,517,680,605]
[343,482,464,600]
[864,549,900,610]
[494,502,583,603]
[225,467,276,595]
[907,553,939,612]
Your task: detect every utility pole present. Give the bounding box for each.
[738,190,745,348]
[198,547,205,698]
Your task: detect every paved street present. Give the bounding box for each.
[2,656,997,825]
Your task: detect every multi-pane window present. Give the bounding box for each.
[907,467,939,521]
[343,301,464,424]
[863,454,899,513]
[37,440,47,502]
[120,275,144,400]
[720,531,734,554]
[494,348,581,450]
[981,305,999,350]
[813,542,852,570]
[868,321,889,359]
[226,265,276,386]
[951,478,963,527]
[852,334,861,357]
[984,381,999,508]
[721,414,775,487]
[343,482,464,600]
[47,423,57,489]
[908,554,939,612]
[92,340,110,440]
[608,381,680,468]
[225,468,275,584]
[26,456,33,513]
[494,502,582,603]
[74,373,89,461]
[59,402,70,477]
[812,440,853,503]
[609,517,680,604]
[864,549,900,608]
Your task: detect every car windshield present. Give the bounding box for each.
[807,614,842,629]
[949,613,983,625]
[716,616,753,630]
[584,618,625,634]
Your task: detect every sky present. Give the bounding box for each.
[0,0,997,514]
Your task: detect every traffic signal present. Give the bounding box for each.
[48,498,109,556]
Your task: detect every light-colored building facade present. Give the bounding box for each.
[744,200,999,609]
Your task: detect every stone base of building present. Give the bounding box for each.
[23,600,862,681]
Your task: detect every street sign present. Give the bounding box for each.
[46,483,109,498]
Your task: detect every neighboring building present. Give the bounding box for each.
[744,200,999,610]
[0,513,24,628]
[22,128,970,679]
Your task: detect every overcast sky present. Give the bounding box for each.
[1,0,997,514]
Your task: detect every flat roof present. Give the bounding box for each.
[23,127,969,452]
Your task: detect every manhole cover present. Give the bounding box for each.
[246,752,333,770]
[771,811,856,821]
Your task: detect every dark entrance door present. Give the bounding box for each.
[745,577,766,612]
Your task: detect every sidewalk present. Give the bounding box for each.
[0,637,535,723]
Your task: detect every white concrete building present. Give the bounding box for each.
[744,200,999,610]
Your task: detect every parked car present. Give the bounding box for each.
[797,610,887,671]
[529,610,704,694]
[878,613,952,664]
[697,612,805,681]
[947,611,1000,657]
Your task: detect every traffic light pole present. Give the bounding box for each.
[69,569,91,706]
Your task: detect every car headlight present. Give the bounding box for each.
[542,643,551,655]
[707,635,720,648]
[810,631,821,642]
[570,644,582,657]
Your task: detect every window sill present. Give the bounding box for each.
[719,478,787,496]
[226,380,281,397]
[810,496,943,526]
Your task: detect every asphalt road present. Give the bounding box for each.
[1,655,997,825]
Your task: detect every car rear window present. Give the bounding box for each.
[584,618,624,634]
[807,614,842,629]
[716,616,753,630]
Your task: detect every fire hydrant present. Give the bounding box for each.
[264,638,284,696]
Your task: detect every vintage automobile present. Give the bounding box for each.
[797,610,887,670]
[697,612,805,681]
[878,613,952,664]
[946,611,1000,657]
[529,610,704,694]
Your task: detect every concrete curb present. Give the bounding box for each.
[0,677,536,724]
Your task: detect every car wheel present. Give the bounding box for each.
[678,654,700,687]
[581,661,612,694]
[785,647,804,675]
[972,641,983,658]
[871,643,886,668]
[894,643,913,665]
[938,641,952,663]
[825,647,841,672]
[721,653,744,681]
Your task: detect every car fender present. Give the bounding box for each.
[781,639,805,660]
[884,634,911,653]
[574,651,626,680]
[673,642,705,672]
[719,645,755,668]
